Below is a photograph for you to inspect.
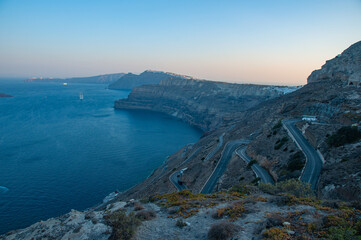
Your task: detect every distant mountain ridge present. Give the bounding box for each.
[24,73,125,84]
[108,70,194,89]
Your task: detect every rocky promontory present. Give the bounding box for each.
[115,77,298,130]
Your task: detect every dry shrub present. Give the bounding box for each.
[134,202,145,211]
[104,210,141,240]
[135,210,156,221]
[207,221,238,240]
[211,202,246,221]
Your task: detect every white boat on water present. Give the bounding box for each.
[63,82,68,85]
[79,92,84,100]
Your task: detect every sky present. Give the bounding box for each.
[0,0,360,85]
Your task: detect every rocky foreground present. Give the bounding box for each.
[2,183,361,240]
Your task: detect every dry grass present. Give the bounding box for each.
[134,202,145,211]
[135,210,156,221]
[152,190,245,219]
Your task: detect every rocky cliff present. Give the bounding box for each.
[24,73,125,84]
[117,41,361,202]
[108,70,193,90]
[308,41,361,86]
[115,77,297,130]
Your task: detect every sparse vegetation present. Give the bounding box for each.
[134,210,156,221]
[286,151,305,171]
[175,219,188,228]
[272,120,282,130]
[212,201,246,221]
[327,126,361,147]
[152,190,245,219]
[207,221,238,240]
[264,227,290,240]
[104,210,141,240]
[251,177,261,185]
[259,179,314,198]
[274,136,288,150]
[247,159,257,169]
[228,184,249,195]
[133,202,145,211]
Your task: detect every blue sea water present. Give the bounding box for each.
[0,80,201,234]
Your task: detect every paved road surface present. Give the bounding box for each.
[283,120,323,189]
[200,139,249,194]
[205,133,225,161]
[169,171,187,191]
[169,147,202,191]
[236,146,274,184]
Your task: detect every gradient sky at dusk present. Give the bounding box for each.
[0,0,360,85]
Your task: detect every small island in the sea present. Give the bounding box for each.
[0,93,12,98]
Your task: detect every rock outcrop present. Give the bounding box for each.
[115,77,297,130]
[308,40,361,86]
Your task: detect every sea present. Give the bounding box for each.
[0,80,202,234]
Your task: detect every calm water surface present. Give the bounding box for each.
[0,81,201,234]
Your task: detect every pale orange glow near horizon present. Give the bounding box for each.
[0,1,360,86]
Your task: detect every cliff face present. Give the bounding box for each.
[117,41,361,203]
[24,73,125,84]
[308,41,361,86]
[114,77,294,130]
[108,70,193,90]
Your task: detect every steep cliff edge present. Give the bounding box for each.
[308,40,361,86]
[114,77,296,130]
[118,41,361,202]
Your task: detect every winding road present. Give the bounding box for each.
[205,133,225,161]
[200,139,249,194]
[169,147,202,191]
[235,146,274,184]
[169,170,187,191]
[283,120,323,189]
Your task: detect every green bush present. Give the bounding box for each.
[175,219,188,228]
[327,226,358,240]
[135,210,156,221]
[259,179,314,198]
[327,126,361,147]
[105,210,141,240]
[247,159,257,169]
[228,184,249,195]
[207,221,238,240]
[272,120,282,130]
[287,151,305,171]
[274,137,288,150]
